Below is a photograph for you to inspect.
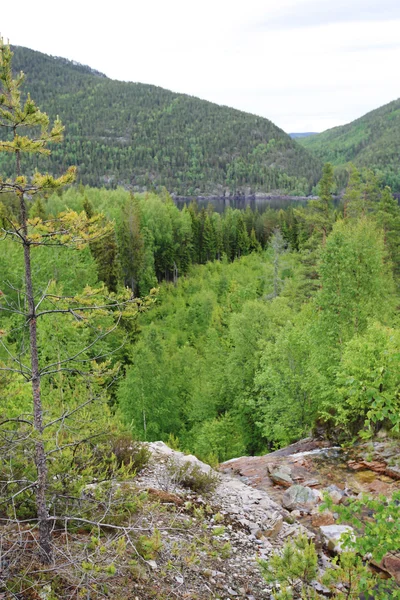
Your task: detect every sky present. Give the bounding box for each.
[2,0,400,132]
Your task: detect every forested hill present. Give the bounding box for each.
[299,98,400,190]
[0,45,322,195]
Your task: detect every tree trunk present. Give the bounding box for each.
[20,193,52,564]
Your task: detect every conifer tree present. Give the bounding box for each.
[306,162,334,243]
[0,38,76,563]
[0,39,121,564]
[376,186,400,278]
[342,163,362,219]
[118,195,145,294]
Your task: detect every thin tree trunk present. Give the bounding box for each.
[20,192,52,564]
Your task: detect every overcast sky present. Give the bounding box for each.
[2,0,400,132]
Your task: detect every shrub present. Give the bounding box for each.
[259,534,377,600]
[110,435,151,473]
[166,459,220,495]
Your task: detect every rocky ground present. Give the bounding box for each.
[220,436,400,585]
[130,441,310,599]
[130,436,400,597]
[4,438,397,599]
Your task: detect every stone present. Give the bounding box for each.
[381,552,400,583]
[325,485,345,505]
[385,465,400,480]
[311,510,335,527]
[262,514,283,539]
[303,479,319,487]
[268,464,293,487]
[320,525,355,554]
[282,485,322,512]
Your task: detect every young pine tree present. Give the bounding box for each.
[0,39,122,564]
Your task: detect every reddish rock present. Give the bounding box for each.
[311,511,335,527]
[385,465,400,480]
[347,460,386,474]
[366,479,393,495]
[381,553,400,583]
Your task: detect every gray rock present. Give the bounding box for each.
[282,485,322,512]
[326,485,345,505]
[320,525,355,554]
[268,464,293,487]
[262,513,283,539]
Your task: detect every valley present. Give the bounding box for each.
[0,37,399,599]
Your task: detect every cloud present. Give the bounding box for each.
[259,0,400,30]
[343,41,400,52]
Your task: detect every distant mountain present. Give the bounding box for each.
[289,132,318,139]
[0,46,322,196]
[298,99,400,191]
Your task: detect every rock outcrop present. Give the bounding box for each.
[130,441,309,598]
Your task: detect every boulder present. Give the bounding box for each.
[325,484,345,505]
[381,552,400,584]
[148,441,213,474]
[385,465,400,480]
[268,464,293,487]
[282,485,322,512]
[320,525,355,554]
[311,510,335,527]
[261,512,283,539]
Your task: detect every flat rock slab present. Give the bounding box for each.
[220,439,400,510]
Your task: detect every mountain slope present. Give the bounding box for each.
[299,98,400,190]
[0,45,322,195]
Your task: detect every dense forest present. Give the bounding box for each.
[1,39,400,599]
[300,97,400,191]
[0,46,322,195]
[2,164,399,461]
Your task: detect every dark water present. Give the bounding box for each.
[174,193,400,213]
[173,195,310,213]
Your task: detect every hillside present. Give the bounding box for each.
[299,98,400,190]
[0,45,322,195]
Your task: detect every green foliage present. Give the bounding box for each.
[255,308,315,447]
[0,46,322,195]
[259,534,378,600]
[316,218,393,351]
[300,162,335,242]
[258,534,319,599]
[166,460,220,495]
[117,251,293,456]
[375,186,400,278]
[334,323,400,436]
[300,97,400,191]
[324,490,400,563]
[191,414,246,464]
[137,529,162,560]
